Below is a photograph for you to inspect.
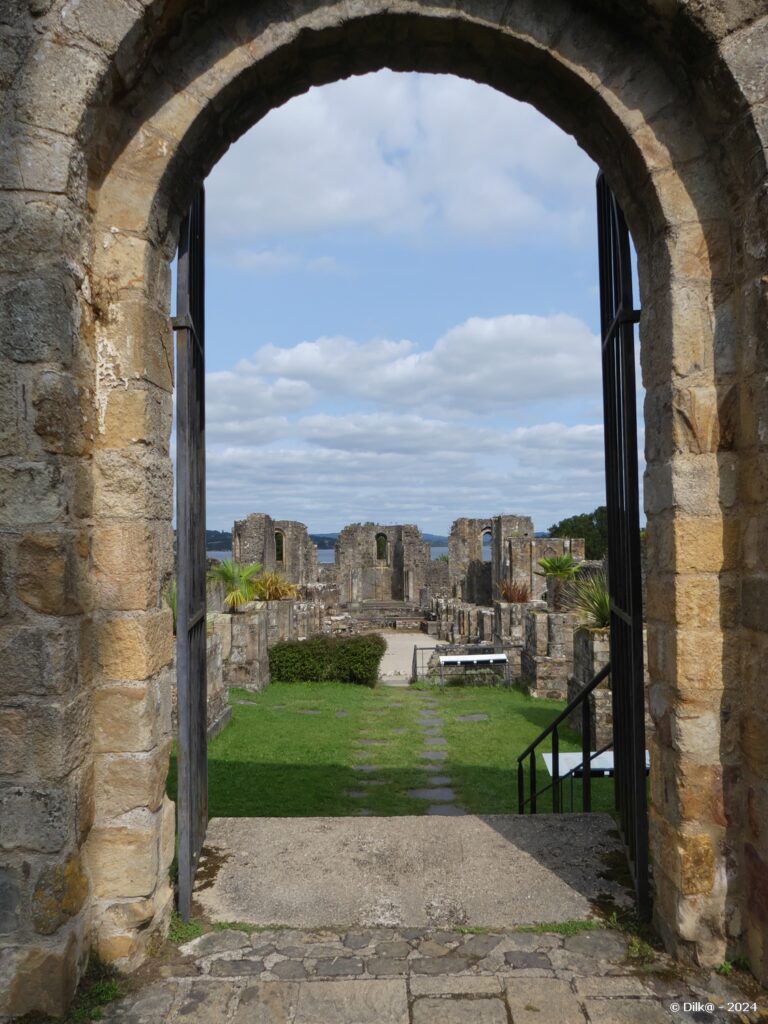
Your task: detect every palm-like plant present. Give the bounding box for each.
[535,553,582,579]
[498,580,530,602]
[251,571,300,600]
[207,559,263,611]
[565,570,611,631]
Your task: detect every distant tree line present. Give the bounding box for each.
[548,506,608,560]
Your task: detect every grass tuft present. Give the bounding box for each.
[513,919,604,936]
[168,912,205,945]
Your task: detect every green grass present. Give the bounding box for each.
[167,681,614,817]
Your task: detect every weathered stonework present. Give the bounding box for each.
[232,513,318,588]
[520,610,579,700]
[1,0,767,1012]
[336,524,430,605]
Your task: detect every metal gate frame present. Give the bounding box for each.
[597,172,650,918]
[172,187,208,921]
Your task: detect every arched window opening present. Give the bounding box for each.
[482,530,492,563]
[275,531,285,564]
[376,533,388,562]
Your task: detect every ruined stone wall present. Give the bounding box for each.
[336,523,430,604]
[2,0,767,1011]
[232,513,317,586]
[506,537,586,602]
[520,609,579,699]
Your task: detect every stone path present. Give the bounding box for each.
[100,924,767,1023]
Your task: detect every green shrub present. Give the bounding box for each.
[269,633,387,687]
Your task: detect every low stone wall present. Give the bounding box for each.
[430,598,495,644]
[169,630,232,737]
[567,630,612,747]
[264,600,325,644]
[567,629,652,749]
[520,609,578,699]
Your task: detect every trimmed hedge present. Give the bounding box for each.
[268,633,387,687]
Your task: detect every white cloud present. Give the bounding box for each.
[246,313,601,415]
[201,308,615,531]
[205,71,596,245]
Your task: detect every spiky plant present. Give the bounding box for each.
[535,553,582,579]
[206,559,263,612]
[251,571,300,601]
[565,570,611,631]
[499,580,530,602]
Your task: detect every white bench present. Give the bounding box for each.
[541,751,651,778]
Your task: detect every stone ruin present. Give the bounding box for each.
[232,513,317,588]
[335,523,431,605]
[448,515,586,604]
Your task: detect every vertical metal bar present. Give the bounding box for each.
[529,751,537,814]
[518,761,525,814]
[174,187,207,922]
[552,727,560,813]
[582,689,592,813]
[596,172,649,919]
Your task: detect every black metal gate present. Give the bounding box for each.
[172,187,208,920]
[596,173,650,917]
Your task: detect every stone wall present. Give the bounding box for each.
[520,609,579,699]
[3,0,768,1010]
[506,537,586,602]
[567,630,613,748]
[336,523,430,605]
[232,513,318,587]
[169,628,232,739]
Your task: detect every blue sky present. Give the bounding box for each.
[199,71,642,535]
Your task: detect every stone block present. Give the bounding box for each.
[93,681,162,753]
[17,39,105,134]
[0,461,70,527]
[159,795,176,871]
[0,784,71,853]
[96,609,173,681]
[101,385,170,450]
[0,931,80,1018]
[0,272,77,365]
[93,743,170,816]
[101,298,174,391]
[60,0,140,52]
[17,531,86,615]
[294,979,408,1023]
[679,833,716,896]
[0,693,89,779]
[32,370,90,455]
[0,626,62,699]
[92,448,173,519]
[84,821,160,899]
[0,867,21,934]
[412,997,507,1023]
[31,854,88,935]
[91,521,163,610]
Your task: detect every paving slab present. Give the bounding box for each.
[407,787,456,801]
[196,815,632,928]
[426,805,467,816]
[295,979,408,1024]
[412,996,508,1023]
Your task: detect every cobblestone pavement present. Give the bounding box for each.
[101,926,767,1023]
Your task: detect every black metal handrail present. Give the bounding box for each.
[517,663,610,814]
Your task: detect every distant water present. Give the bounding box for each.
[209,546,450,562]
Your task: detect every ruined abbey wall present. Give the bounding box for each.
[336,523,430,605]
[232,513,318,588]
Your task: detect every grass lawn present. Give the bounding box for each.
[167,681,615,817]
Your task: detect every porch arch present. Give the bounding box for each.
[4,1,767,1013]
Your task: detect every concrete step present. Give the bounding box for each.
[194,814,633,929]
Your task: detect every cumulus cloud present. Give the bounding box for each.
[205,71,595,246]
[202,310,617,531]
[246,313,601,414]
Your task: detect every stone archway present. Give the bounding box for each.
[3,1,767,1014]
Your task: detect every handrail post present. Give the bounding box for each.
[552,727,560,813]
[582,689,591,812]
[529,751,537,814]
[517,761,525,814]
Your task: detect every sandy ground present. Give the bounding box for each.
[194,814,631,929]
[378,629,437,684]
